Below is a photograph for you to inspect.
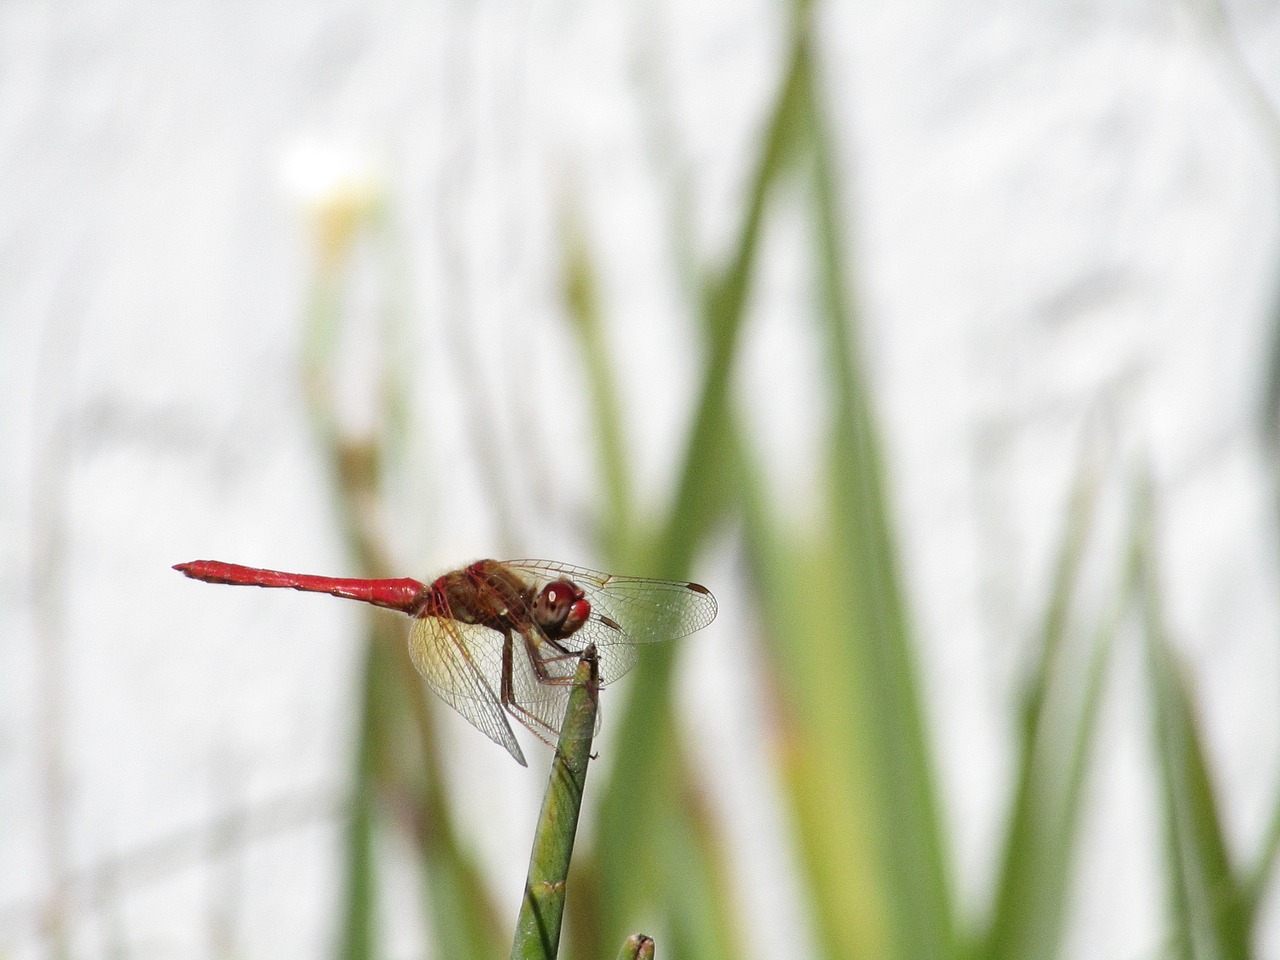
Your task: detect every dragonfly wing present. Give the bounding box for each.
[501,560,721,660]
[594,641,638,686]
[506,627,605,738]
[408,616,527,767]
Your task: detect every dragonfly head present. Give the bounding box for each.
[533,579,590,641]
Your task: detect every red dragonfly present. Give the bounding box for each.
[174,558,717,766]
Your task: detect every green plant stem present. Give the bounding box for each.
[338,638,382,960]
[509,649,601,960]
[615,934,656,960]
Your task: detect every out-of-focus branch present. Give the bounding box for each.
[28,253,96,960]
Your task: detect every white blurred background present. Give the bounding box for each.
[5,2,1280,958]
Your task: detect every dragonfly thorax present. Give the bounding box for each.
[427,563,593,647]
[429,561,531,631]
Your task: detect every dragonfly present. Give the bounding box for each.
[174,558,717,766]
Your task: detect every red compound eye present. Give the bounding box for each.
[534,579,585,637]
[566,598,591,632]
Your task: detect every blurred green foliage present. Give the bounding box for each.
[297,8,1279,960]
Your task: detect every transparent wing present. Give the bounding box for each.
[507,634,579,740]
[406,560,710,757]
[408,615,599,756]
[506,626,604,738]
[503,560,717,684]
[407,616,527,766]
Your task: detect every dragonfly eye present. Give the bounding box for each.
[564,597,590,634]
[534,579,587,638]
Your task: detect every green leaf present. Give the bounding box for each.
[1245,780,1280,921]
[982,451,1120,960]
[737,455,891,960]
[1136,494,1249,960]
[588,25,811,949]
[559,203,634,562]
[796,48,954,960]
[659,761,745,960]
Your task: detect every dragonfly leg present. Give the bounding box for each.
[521,632,582,687]
[499,629,560,747]
[500,629,515,705]
[507,703,560,746]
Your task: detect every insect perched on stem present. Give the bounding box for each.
[174,558,717,765]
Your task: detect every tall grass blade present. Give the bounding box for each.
[418,840,504,960]
[559,203,634,562]
[389,648,505,960]
[1245,782,1280,921]
[338,640,382,960]
[589,25,810,948]
[657,762,745,960]
[982,453,1120,960]
[797,48,954,960]
[509,650,601,960]
[1136,493,1249,960]
[558,188,742,960]
[737,429,890,960]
